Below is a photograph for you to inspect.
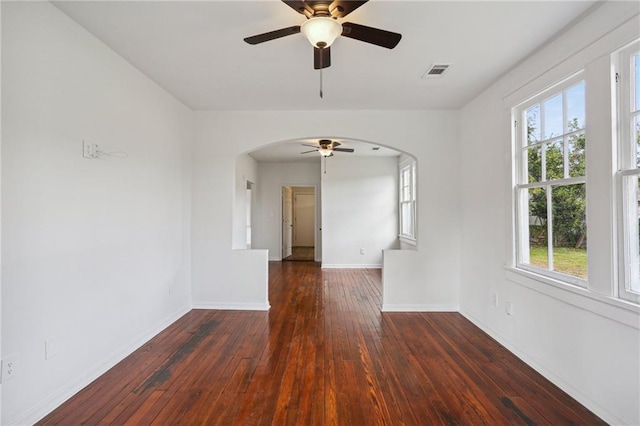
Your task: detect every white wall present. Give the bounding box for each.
[193,110,460,311]
[256,161,321,261]
[233,154,258,250]
[458,2,640,424]
[322,156,398,268]
[0,2,3,421]
[1,2,193,424]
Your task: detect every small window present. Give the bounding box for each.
[399,159,416,241]
[514,74,587,286]
[617,40,640,303]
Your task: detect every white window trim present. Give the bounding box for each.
[513,71,588,288]
[615,39,640,304]
[399,158,417,244]
[502,14,640,318]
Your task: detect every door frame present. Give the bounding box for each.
[280,184,320,262]
[281,186,293,259]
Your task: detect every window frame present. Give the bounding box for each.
[399,158,417,243]
[513,72,588,288]
[616,39,640,304]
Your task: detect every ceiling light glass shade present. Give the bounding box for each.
[300,17,343,48]
[318,147,333,157]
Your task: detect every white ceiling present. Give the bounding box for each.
[52,0,597,161]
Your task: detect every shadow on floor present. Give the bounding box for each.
[284,247,315,262]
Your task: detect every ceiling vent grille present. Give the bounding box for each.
[421,64,451,79]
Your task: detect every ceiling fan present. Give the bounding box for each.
[301,139,354,157]
[244,0,402,71]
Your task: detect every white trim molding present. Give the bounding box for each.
[192,303,271,311]
[381,304,459,312]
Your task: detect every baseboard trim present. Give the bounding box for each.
[459,308,626,426]
[16,305,192,426]
[192,302,271,311]
[321,263,382,269]
[268,256,281,262]
[381,304,459,312]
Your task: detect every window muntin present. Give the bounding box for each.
[618,41,640,303]
[515,75,587,285]
[399,160,416,241]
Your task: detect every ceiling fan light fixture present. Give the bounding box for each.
[318,147,333,157]
[301,17,342,48]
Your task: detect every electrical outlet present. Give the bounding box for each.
[492,293,499,307]
[506,301,513,315]
[83,140,98,159]
[360,248,365,255]
[2,355,18,382]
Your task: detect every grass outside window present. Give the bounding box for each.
[529,245,587,279]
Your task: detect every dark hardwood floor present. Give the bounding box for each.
[38,262,605,425]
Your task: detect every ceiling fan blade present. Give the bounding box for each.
[301,149,319,154]
[314,46,331,69]
[244,26,301,45]
[333,147,355,153]
[341,22,402,49]
[329,0,368,18]
[302,143,319,148]
[281,0,314,16]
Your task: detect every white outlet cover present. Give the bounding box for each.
[506,301,513,315]
[2,355,18,382]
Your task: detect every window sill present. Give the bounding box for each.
[503,266,640,329]
[398,236,417,246]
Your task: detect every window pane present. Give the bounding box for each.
[545,140,564,180]
[527,145,542,183]
[622,175,640,292]
[551,183,587,279]
[634,53,640,111]
[412,165,417,201]
[401,168,410,201]
[634,177,640,291]
[401,184,410,201]
[543,93,563,140]
[635,114,640,169]
[568,132,586,177]
[401,203,412,236]
[566,81,585,131]
[527,104,540,144]
[528,187,548,269]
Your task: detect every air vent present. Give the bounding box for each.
[421,64,451,79]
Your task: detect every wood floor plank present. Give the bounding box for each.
[36,262,606,425]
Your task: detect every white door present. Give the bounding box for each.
[282,187,293,259]
[294,193,315,247]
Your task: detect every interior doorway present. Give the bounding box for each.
[282,187,293,259]
[246,181,254,249]
[282,186,316,261]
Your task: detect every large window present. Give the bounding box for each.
[399,158,416,241]
[514,74,587,286]
[618,40,640,303]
